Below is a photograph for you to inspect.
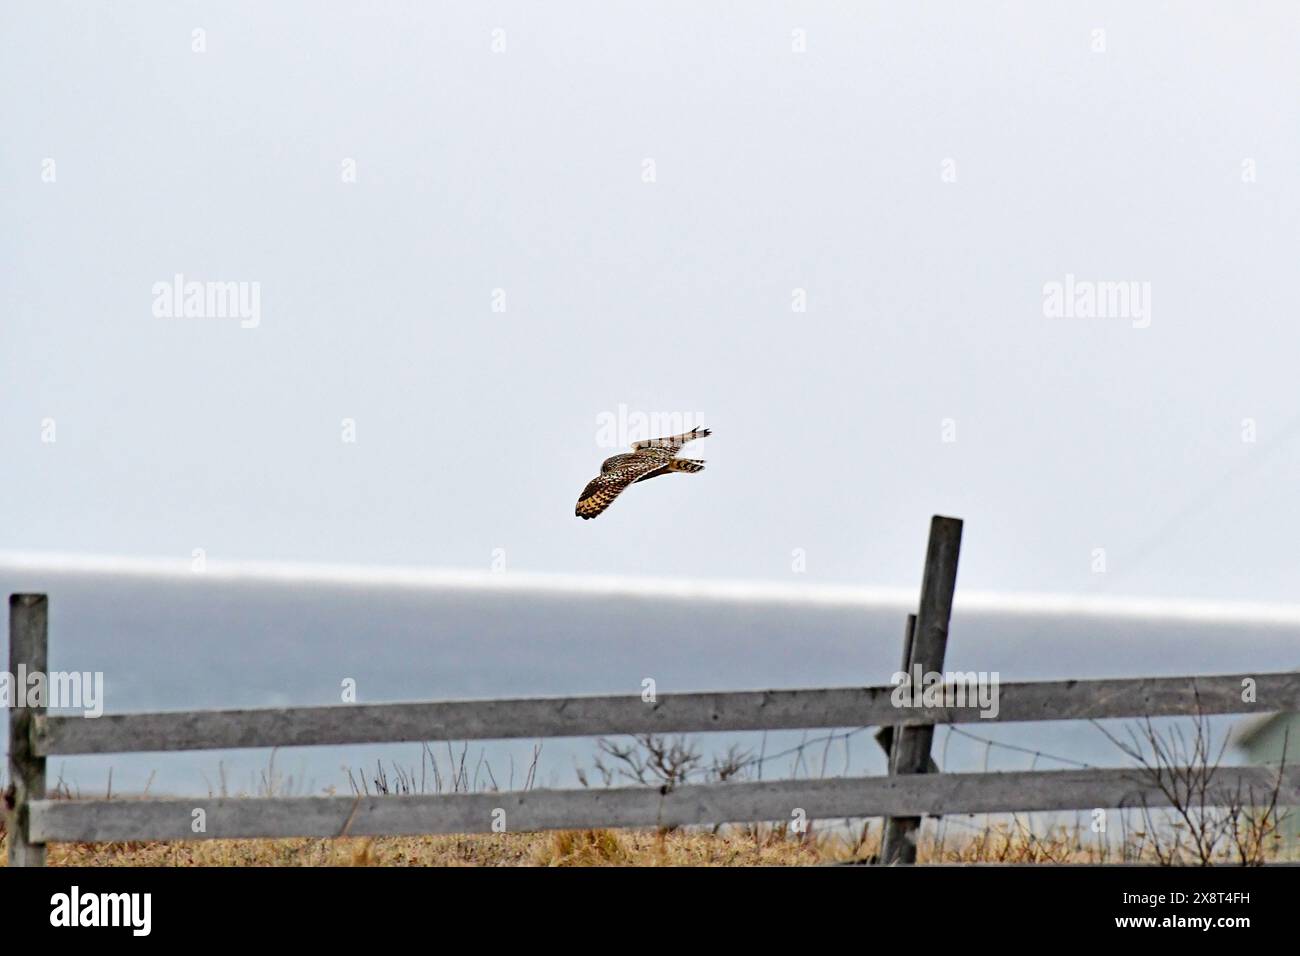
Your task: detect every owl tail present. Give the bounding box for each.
[669,459,705,474]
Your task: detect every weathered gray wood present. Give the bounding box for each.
[875,614,941,773]
[6,594,48,866]
[883,613,919,773]
[32,671,1300,756]
[884,516,963,864]
[29,766,1300,843]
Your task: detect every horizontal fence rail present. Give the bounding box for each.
[31,671,1300,756]
[29,767,1300,843]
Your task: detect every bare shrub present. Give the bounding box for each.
[1094,703,1290,866]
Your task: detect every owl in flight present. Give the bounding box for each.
[575,426,712,519]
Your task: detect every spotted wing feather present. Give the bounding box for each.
[575,458,664,519]
[631,426,712,453]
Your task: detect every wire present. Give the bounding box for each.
[944,725,1092,769]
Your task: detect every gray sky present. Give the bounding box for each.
[3,2,1299,602]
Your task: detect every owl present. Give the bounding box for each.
[575,426,712,519]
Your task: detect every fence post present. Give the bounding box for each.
[887,614,918,773]
[881,517,962,864]
[6,594,48,866]
[874,614,919,769]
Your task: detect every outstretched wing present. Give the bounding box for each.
[575,458,665,519]
[631,426,712,453]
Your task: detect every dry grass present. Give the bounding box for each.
[6,826,825,867]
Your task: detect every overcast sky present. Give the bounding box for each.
[3,2,1298,603]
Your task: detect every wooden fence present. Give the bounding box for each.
[6,516,1300,866]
